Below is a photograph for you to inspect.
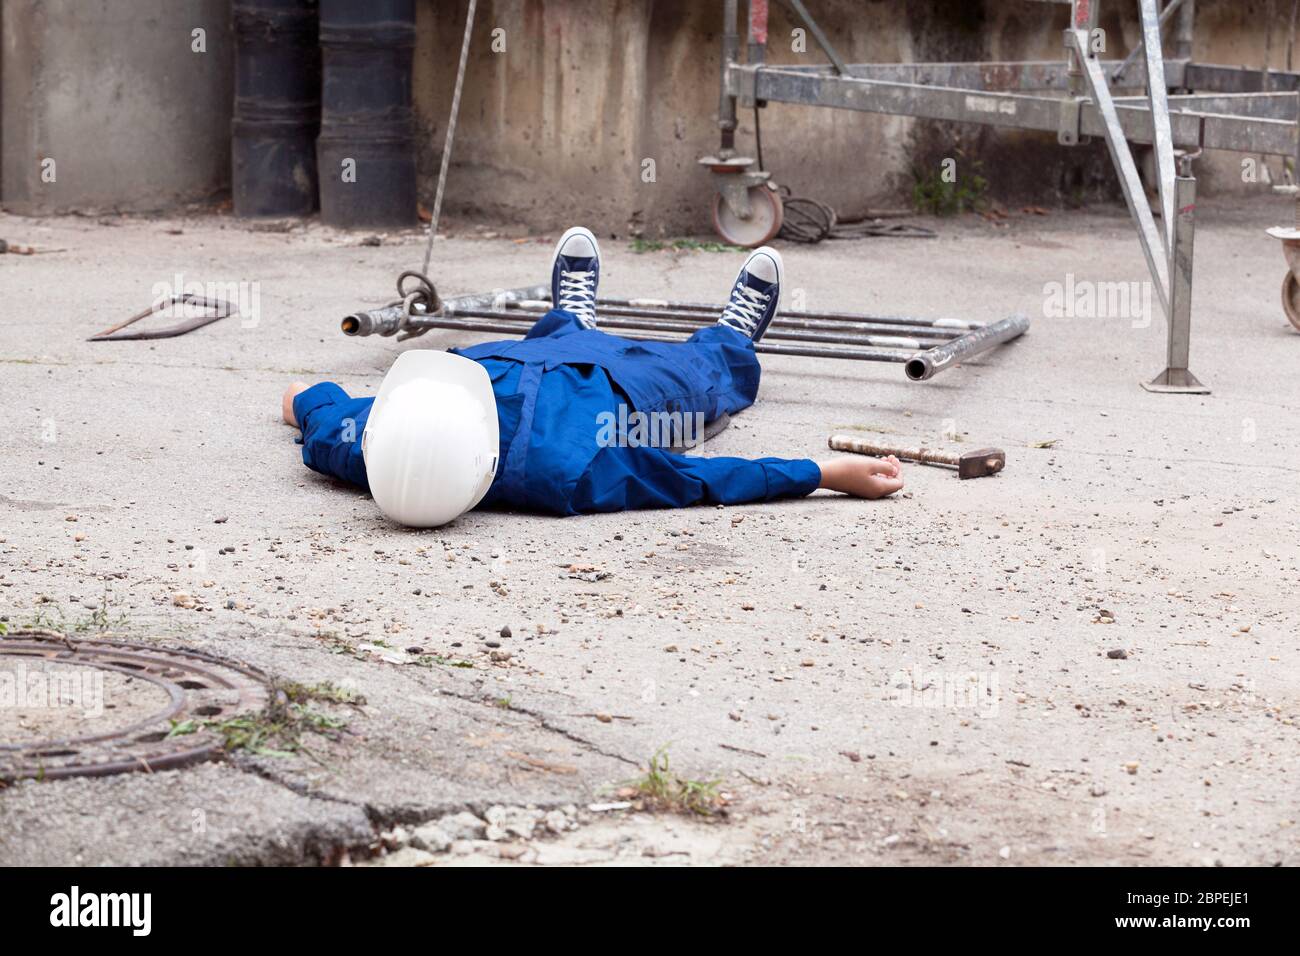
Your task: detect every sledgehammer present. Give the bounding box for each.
[828,434,1005,479]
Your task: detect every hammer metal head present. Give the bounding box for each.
[957,448,1005,479]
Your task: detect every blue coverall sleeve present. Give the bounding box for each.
[570,444,822,513]
[292,382,373,490]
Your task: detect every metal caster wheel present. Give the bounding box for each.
[1283,271,1300,332]
[711,185,783,247]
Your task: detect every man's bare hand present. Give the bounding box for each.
[282,381,308,426]
[816,455,904,499]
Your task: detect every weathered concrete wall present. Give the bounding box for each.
[414,0,1295,235]
[415,0,949,235]
[1,0,1293,228]
[1,0,232,215]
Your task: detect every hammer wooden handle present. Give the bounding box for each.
[827,434,958,466]
[828,434,1005,479]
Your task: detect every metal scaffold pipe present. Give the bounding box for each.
[447,307,942,350]
[340,286,1029,381]
[903,315,1031,381]
[552,296,983,331]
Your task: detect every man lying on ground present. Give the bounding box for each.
[282,227,903,526]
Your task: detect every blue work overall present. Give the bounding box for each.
[292,309,822,515]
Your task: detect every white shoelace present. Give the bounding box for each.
[720,281,770,335]
[558,270,597,324]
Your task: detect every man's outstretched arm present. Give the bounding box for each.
[283,381,373,490]
[569,444,903,513]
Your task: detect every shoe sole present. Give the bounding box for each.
[552,226,602,274]
[744,245,784,305]
[552,227,601,324]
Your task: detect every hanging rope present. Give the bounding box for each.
[400,0,478,322]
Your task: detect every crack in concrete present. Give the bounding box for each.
[439,684,643,769]
[348,646,645,770]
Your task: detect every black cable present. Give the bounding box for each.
[778,191,836,242]
[752,103,936,242]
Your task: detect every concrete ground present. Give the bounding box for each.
[1,198,1297,866]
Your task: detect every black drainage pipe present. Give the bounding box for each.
[232,0,321,217]
[316,0,418,228]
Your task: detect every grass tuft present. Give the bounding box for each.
[911,156,988,216]
[631,237,745,254]
[167,679,355,761]
[623,746,723,816]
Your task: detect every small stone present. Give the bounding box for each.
[499,624,512,638]
[409,823,452,854]
[484,805,542,841]
[496,843,530,861]
[1124,761,1140,775]
[73,532,86,542]
[171,592,196,609]
[436,811,487,841]
[1090,782,1107,797]
[1107,648,1128,659]
[489,649,512,662]
[213,516,228,524]
[998,845,1011,860]
[542,809,572,834]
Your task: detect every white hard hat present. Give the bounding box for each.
[362,350,499,528]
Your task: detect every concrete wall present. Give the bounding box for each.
[416,0,970,235]
[1,0,1293,229]
[1,0,232,215]
[414,0,1294,236]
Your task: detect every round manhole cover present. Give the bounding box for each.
[1,631,272,782]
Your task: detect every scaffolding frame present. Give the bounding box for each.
[708,0,1300,393]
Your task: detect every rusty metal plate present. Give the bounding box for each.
[0,631,272,782]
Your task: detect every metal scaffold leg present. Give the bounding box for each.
[1143,163,1210,393]
[1071,0,1207,392]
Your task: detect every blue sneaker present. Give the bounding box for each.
[551,226,601,329]
[718,246,782,342]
